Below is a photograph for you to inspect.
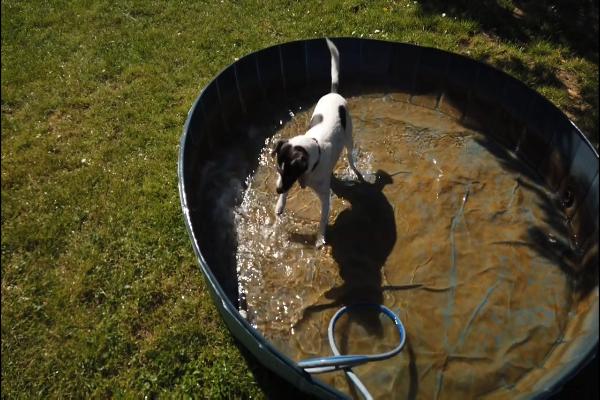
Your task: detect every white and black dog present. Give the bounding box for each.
[271,38,364,248]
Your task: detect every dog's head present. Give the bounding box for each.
[271,139,309,194]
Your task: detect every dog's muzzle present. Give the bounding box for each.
[276,175,295,194]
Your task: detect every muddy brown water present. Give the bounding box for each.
[232,96,577,399]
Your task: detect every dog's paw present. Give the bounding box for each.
[348,167,365,182]
[363,173,377,184]
[315,236,326,249]
[275,197,287,215]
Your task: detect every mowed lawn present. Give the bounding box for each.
[1,0,598,397]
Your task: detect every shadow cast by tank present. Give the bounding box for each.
[473,134,598,301]
[548,349,599,400]
[233,337,319,400]
[192,95,322,308]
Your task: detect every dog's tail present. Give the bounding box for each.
[326,38,340,94]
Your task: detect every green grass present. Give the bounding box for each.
[1,0,598,397]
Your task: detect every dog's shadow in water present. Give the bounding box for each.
[292,170,397,337]
[291,169,420,399]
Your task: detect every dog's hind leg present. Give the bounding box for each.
[315,188,331,249]
[344,115,364,181]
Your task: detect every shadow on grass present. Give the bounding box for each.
[417,0,599,64]
[417,0,599,147]
[233,337,318,400]
[575,74,600,148]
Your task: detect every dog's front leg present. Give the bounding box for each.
[275,192,288,215]
[315,189,331,249]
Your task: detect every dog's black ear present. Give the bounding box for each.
[271,139,287,158]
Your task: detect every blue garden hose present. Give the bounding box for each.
[298,303,406,400]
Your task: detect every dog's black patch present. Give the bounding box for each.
[338,105,347,130]
[275,144,309,194]
[308,114,323,130]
